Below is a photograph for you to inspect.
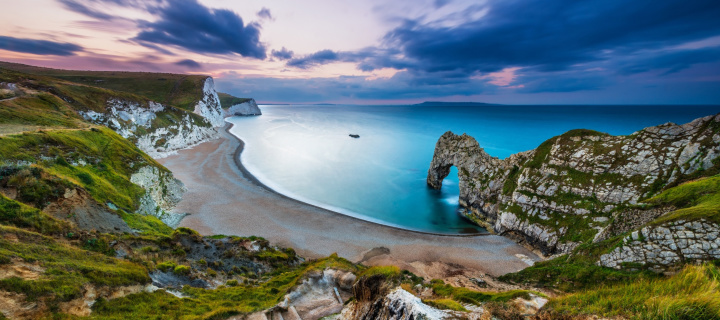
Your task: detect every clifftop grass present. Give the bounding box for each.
[0,61,208,111]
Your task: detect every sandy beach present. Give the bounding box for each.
[158,125,541,277]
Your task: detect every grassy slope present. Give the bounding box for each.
[92,255,358,319]
[545,262,720,319]
[648,174,720,225]
[503,175,720,317]
[0,201,149,304]
[0,61,207,111]
[0,127,164,211]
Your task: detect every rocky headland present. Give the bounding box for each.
[428,113,720,271]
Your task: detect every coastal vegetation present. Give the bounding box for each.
[544,262,720,319]
[1,62,719,319]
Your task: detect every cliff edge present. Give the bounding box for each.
[428,113,720,262]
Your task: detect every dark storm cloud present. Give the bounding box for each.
[287,0,720,93]
[287,49,340,68]
[134,0,266,58]
[257,7,273,20]
[271,47,294,60]
[57,0,117,20]
[383,0,720,75]
[618,47,720,75]
[57,0,267,58]
[0,36,83,56]
[175,59,202,69]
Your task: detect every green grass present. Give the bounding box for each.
[0,194,68,235]
[360,265,401,278]
[0,225,149,303]
[545,262,720,319]
[91,255,359,319]
[647,175,720,225]
[423,298,468,311]
[0,62,208,111]
[430,279,536,305]
[0,127,166,211]
[0,93,87,130]
[217,92,251,109]
[500,238,654,292]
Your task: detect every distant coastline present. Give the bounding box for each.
[413,101,501,106]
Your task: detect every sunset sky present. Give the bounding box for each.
[1,0,720,104]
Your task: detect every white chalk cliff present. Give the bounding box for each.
[79,76,231,158]
[427,113,720,260]
[224,98,262,116]
[193,77,226,127]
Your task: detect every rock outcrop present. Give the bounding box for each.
[80,98,218,158]
[427,113,720,256]
[224,98,262,116]
[193,77,226,127]
[599,219,720,272]
[338,288,450,320]
[130,165,187,227]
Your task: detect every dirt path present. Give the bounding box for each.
[159,127,541,277]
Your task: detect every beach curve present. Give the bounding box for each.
[158,123,542,276]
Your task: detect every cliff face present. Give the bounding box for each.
[428,114,720,256]
[130,165,187,228]
[80,99,217,158]
[78,76,228,158]
[192,77,226,127]
[224,98,262,116]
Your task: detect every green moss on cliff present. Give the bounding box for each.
[0,194,68,235]
[500,237,651,292]
[648,175,720,225]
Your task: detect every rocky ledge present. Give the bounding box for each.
[427,113,720,257]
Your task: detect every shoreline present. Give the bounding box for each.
[158,123,541,277]
[224,122,488,237]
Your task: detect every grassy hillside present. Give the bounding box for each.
[543,262,720,319]
[0,61,207,111]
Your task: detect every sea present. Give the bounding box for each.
[227,104,720,234]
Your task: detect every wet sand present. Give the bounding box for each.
[158,125,540,276]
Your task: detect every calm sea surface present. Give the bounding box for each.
[227,105,719,234]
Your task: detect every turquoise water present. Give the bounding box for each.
[227,105,719,234]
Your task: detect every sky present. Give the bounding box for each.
[1,0,720,104]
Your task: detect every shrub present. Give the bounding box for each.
[207,268,217,277]
[173,265,191,276]
[157,261,176,272]
[76,172,94,185]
